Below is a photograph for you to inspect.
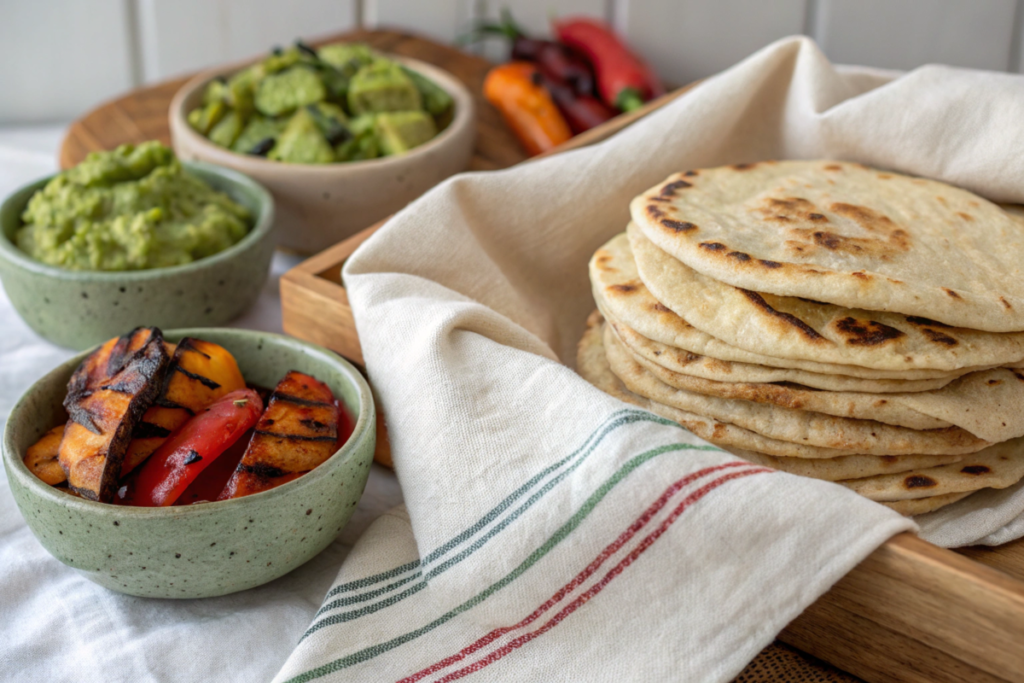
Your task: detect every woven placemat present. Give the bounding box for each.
[734,641,863,682]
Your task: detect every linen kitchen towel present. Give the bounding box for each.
[268,33,1024,681]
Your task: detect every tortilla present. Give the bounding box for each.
[880,491,973,516]
[839,438,1024,501]
[724,447,962,482]
[631,161,1024,332]
[577,313,883,459]
[605,312,955,396]
[590,232,975,381]
[612,320,1024,441]
[603,324,989,456]
[628,222,1024,372]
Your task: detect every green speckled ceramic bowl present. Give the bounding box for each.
[0,163,276,350]
[3,329,375,599]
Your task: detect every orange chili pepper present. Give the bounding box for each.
[483,62,573,156]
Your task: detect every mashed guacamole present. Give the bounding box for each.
[17,142,251,271]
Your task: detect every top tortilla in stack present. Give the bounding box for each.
[630,160,1024,332]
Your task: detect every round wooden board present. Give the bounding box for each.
[60,29,528,171]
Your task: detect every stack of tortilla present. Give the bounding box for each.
[578,160,1024,515]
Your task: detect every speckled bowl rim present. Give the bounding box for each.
[169,53,475,174]
[3,329,374,521]
[0,162,275,282]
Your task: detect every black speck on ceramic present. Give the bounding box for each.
[0,164,276,350]
[2,329,375,599]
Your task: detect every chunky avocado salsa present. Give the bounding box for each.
[16,142,251,271]
[188,40,453,164]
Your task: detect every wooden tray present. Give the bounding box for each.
[288,229,1024,683]
[57,27,1024,683]
[275,47,1024,683]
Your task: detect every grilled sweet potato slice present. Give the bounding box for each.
[122,338,245,475]
[220,371,338,499]
[58,328,170,501]
[24,425,67,485]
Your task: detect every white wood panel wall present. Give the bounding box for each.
[0,0,135,123]
[619,0,808,87]
[1,0,1023,124]
[812,0,1019,72]
[136,0,358,82]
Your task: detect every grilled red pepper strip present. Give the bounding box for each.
[484,62,572,156]
[117,389,263,507]
[552,17,663,111]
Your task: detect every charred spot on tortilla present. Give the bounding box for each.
[609,282,639,294]
[961,465,991,475]
[741,291,825,341]
[661,219,696,233]
[904,475,937,489]
[659,179,692,196]
[833,317,905,347]
[920,328,958,346]
[906,316,953,328]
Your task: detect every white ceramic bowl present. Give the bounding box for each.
[170,54,475,254]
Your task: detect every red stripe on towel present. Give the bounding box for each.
[398,463,769,683]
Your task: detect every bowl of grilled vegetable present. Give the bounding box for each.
[170,40,475,253]
[2,327,375,598]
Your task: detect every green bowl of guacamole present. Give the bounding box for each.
[0,142,276,349]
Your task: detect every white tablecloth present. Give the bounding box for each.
[0,127,404,682]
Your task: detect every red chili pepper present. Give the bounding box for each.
[552,17,663,112]
[530,42,594,97]
[537,70,615,134]
[117,389,263,507]
[460,9,595,98]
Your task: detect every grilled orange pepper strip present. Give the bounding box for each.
[483,62,572,156]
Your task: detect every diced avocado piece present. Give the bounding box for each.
[260,46,304,75]
[255,67,326,117]
[333,127,379,162]
[317,64,350,102]
[309,101,347,124]
[318,43,376,75]
[305,103,350,146]
[224,79,254,120]
[232,115,287,155]
[202,78,229,105]
[401,67,452,116]
[347,62,422,115]
[208,111,245,148]
[375,111,437,156]
[348,114,376,136]
[268,108,334,164]
[188,100,226,135]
